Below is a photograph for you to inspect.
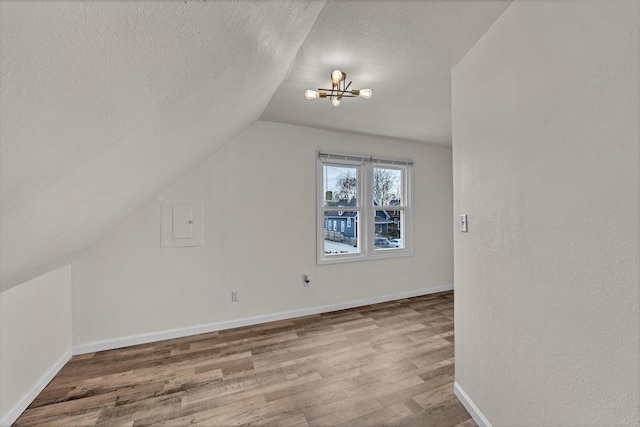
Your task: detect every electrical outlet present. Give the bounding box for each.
[303,274,310,287]
[231,290,239,302]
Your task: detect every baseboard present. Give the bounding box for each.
[454,381,492,427]
[0,349,72,427]
[73,285,453,355]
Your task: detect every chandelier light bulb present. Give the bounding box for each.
[358,88,372,99]
[305,90,320,100]
[331,70,344,85]
[331,97,341,107]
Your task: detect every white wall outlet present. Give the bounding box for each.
[460,214,468,232]
[231,290,239,302]
[303,274,310,287]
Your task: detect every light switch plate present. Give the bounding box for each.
[460,214,468,232]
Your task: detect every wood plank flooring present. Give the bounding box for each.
[14,291,475,426]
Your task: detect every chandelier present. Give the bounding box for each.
[304,70,372,107]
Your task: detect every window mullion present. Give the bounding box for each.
[362,163,373,255]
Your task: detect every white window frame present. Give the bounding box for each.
[317,151,414,265]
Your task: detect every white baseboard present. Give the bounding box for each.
[0,349,72,427]
[454,381,492,427]
[73,285,453,355]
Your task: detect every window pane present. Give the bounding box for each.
[373,168,402,206]
[323,165,358,207]
[323,210,359,255]
[375,209,403,250]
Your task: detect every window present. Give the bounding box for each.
[317,152,413,264]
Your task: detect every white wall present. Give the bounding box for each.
[0,265,72,426]
[452,1,640,426]
[72,121,453,346]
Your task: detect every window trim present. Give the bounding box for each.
[317,151,414,265]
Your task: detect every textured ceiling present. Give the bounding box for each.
[0,0,510,291]
[0,0,325,290]
[262,0,511,145]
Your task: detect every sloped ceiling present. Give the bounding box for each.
[0,0,510,291]
[0,0,325,290]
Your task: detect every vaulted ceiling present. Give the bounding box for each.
[0,0,510,291]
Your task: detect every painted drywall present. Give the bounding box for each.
[0,0,324,291]
[0,264,72,424]
[72,121,453,345]
[452,1,640,425]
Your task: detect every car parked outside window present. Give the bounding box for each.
[374,237,391,248]
[388,238,403,248]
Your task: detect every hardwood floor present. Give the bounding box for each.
[14,291,474,426]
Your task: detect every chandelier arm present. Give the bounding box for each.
[308,71,369,104]
[317,88,359,97]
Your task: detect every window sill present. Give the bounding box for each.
[317,247,414,265]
